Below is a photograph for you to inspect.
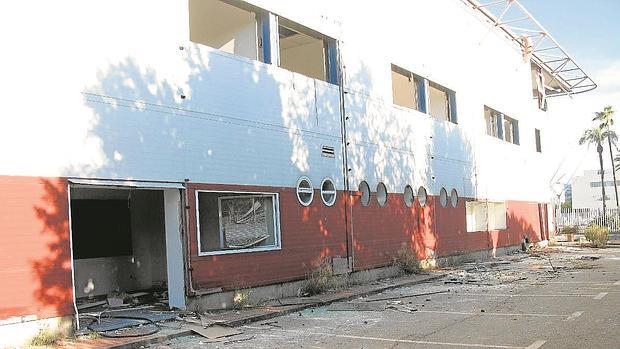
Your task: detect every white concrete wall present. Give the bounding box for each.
[0,0,561,202]
[571,169,617,209]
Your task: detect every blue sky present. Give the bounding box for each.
[516,1,620,186]
[520,0,620,71]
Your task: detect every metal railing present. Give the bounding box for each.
[555,207,620,233]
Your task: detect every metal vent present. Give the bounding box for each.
[321,145,335,158]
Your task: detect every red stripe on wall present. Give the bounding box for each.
[0,176,74,320]
[186,183,348,290]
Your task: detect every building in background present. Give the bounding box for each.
[0,0,596,344]
[571,170,618,209]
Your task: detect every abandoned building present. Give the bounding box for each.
[0,0,596,344]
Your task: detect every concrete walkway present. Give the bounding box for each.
[142,245,620,349]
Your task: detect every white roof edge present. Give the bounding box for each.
[463,0,597,97]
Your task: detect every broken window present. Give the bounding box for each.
[503,115,519,145]
[484,106,519,145]
[466,201,507,232]
[197,192,280,254]
[535,128,542,153]
[484,106,501,138]
[531,63,547,111]
[391,65,422,111]
[189,0,269,62]
[428,82,456,123]
[278,19,337,83]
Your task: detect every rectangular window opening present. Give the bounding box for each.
[484,106,501,139]
[429,82,456,123]
[278,19,336,83]
[503,115,519,145]
[531,63,547,111]
[391,65,420,111]
[189,0,266,62]
[535,128,542,153]
[197,191,280,255]
[466,201,507,232]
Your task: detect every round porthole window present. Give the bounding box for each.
[439,187,448,207]
[404,185,414,207]
[321,178,337,206]
[296,176,314,206]
[417,186,427,207]
[377,182,388,207]
[359,181,371,206]
[450,189,458,208]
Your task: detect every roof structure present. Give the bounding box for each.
[464,0,597,97]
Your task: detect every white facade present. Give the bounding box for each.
[571,169,618,209]
[0,0,561,203]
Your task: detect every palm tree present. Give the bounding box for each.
[579,126,607,213]
[594,106,618,207]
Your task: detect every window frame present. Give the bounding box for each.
[428,81,454,122]
[188,0,270,63]
[391,64,424,112]
[196,190,282,256]
[277,17,339,84]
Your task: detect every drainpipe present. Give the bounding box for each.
[336,40,353,271]
[182,179,200,296]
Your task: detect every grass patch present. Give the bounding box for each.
[393,247,421,274]
[232,289,252,309]
[30,328,61,346]
[302,256,333,296]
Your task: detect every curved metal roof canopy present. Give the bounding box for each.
[464,0,597,97]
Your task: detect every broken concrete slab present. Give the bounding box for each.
[185,324,241,339]
[327,302,386,311]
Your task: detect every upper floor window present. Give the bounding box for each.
[391,65,423,111]
[531,63,548,111]
[503,115,519,145]
[535,128,542,153]
[189,0,269,62]
[484,106,519,145]
[278,19,338,84]
[428,82,456,123]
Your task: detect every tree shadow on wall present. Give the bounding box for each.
[342,62,476,265]
[32,178,74,318]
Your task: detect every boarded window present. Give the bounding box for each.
[278,19,337,83]
[465,201,507,232]
[189,0,264,61]
[535,129,542,152]
[197,192,280,254]
[391,65,420,110]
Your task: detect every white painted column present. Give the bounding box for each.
[164,189,186,309]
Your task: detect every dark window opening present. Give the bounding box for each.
[535,128,542,152]
[71,199,132,259]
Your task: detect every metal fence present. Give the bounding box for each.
[555,207,620,233]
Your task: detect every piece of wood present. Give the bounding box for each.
[77,300,107,310]
[186,324,241,339]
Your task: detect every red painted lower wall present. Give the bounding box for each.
[186,183,348,290]
[0,176,74,320]
[0,175,551,321]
